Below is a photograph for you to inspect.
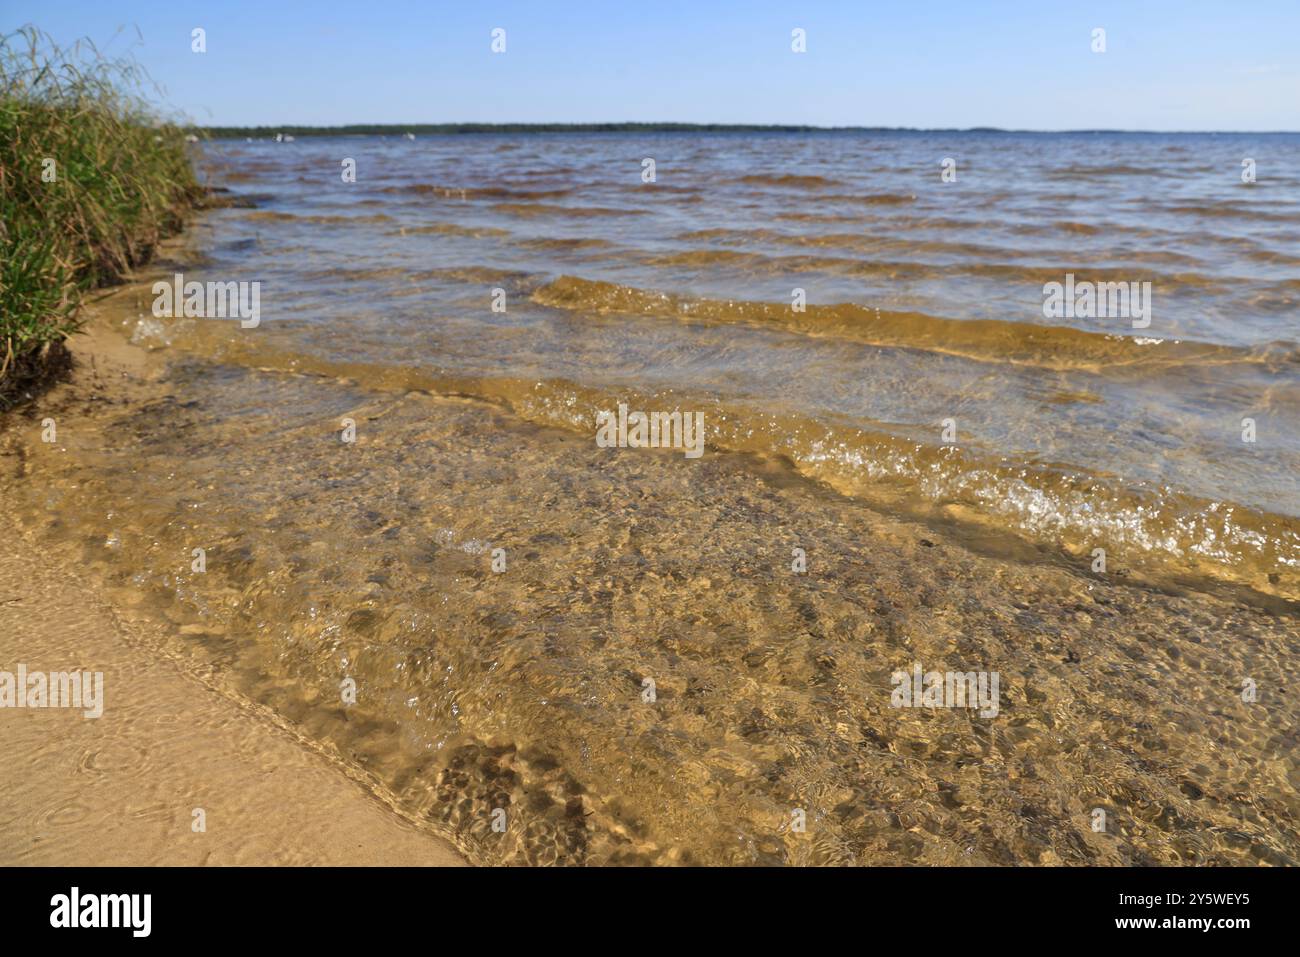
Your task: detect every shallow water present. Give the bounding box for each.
[193,131,1300,598]
[5,131,1299,865]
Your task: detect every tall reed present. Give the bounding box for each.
[0,26,200,400]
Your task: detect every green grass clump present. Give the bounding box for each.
[0,26,201,397]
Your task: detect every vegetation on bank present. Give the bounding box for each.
[0,27,202,404]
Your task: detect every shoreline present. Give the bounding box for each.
[1,169,1296,864]
[4,261,1296,864]
[0,320,466,867]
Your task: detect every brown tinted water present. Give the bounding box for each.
[3,131,1298,864]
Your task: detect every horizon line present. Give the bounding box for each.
[193,122,1300,137]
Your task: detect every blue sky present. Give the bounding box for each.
[9,1,1298,129]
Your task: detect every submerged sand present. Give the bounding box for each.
[1,258,1297,866]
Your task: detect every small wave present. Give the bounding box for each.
[490,202,644,218]
[637,243,1227,291]
[670,227,1147,264]
[823,192,917,206]
[1160,202,1298,223]
[390,223,510,238]
[529,275,1295,372]
[1057,221,1103,236]
[773,212,866,224]
[647,249,760,267]
[517,236,616,251]
[1048,164,1168,179]
[297,265,532,287]
[377,183,573,200]
[733,173,842,189]
[243,210,393,225]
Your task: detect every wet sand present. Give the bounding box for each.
[0,328,464,867]
[2,258,1296,866]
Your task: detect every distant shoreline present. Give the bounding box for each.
[194,123,1300,138]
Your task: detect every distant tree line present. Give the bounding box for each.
[192,122,1020,139]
